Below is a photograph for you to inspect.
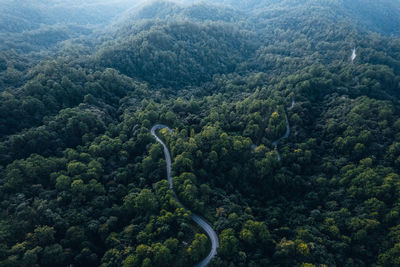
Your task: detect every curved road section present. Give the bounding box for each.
[351,48,357,64]
[272,97,295,161]
[151,124,219,267]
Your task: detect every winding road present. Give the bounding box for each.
[151,124,219,267]
[272,97,295,161]
[288,96,295,110]
[351,48,357,64]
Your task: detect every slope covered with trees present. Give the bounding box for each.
[1,0,400,266]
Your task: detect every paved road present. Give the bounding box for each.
[272,97,295,161]
[151,124,219,267]
[288,96,295,110]
[351,48,357,63]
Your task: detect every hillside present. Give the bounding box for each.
[95,21,258,87]
[0,0,135,33]
[1,1,400,266]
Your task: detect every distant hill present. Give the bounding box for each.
[96,20,258,87]
[153,0,400,36]
[116,1,244,24]
[0,0,135,33]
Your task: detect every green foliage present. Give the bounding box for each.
[188,233,208,262]
[1,0,400,266]
[218,228,239,259]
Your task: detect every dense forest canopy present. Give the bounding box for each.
[1,0,400,266]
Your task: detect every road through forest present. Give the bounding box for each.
[151,124,219,267]
[272,97,295,161]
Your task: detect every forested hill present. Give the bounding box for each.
[1,1,400,266]
[118,0,400,36]
[95,21,258,87]
[0,0,136,33]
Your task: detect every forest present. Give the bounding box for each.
[1,0,400,266]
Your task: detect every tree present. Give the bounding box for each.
[33,226,55,246]
[378,243,400,266]
[55,175,71,191]
[41,244,65,266]
[135,189,158,215]
[172,153,194,174]
[153,243,172,267]
[188,233,208,262]
[218,228,239,260]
